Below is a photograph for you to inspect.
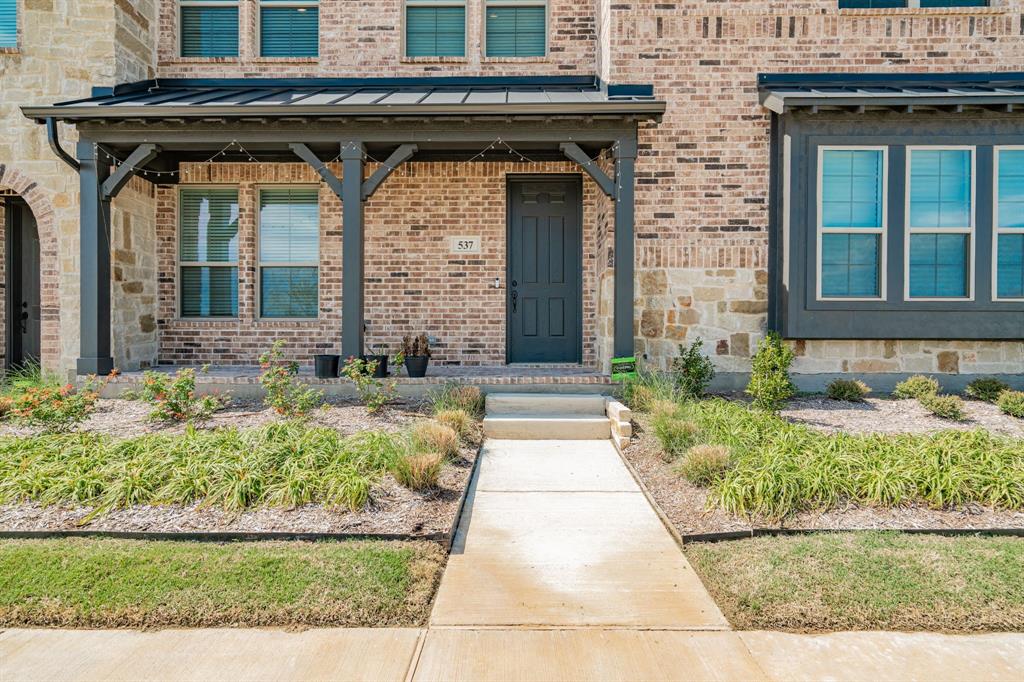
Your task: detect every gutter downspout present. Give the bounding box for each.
[46,118,80,172]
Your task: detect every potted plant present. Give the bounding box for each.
[313,353,340,379]
[401,334,431,378]
[360,345,390,378]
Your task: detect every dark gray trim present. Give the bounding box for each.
[341,141,365,359]
[560,143,614,197]
[289,143,343,198]
[613,130,637,359]
[76,139,114,375]
[100,143,159,199]
[362,144,417,200]
[45,118,80,171]
[767,112,784,333]
[775,112,1024,340]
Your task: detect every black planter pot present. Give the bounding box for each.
[361,354,389,378]
[313,354,340,379]
[404,355,429,378]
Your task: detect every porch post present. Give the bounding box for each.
[613,131,637,360]
[76,139,114,376]
[340,140,365,359]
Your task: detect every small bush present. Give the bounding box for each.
[965,378,1011,403]
[672,339,715,399]
[9,380,103,432]
[411,421,459,458]
[258,341,323,417]
[622,368,678,412]
[139,367,227,423]
[676,444,732,486]
[892,375,940,400]
[391,451,444,490]
[826,379,871,402]
[434,409,473,440]
[429,383,484,418]
[997,390,1024,419]
[745,332,796,412]
[340,357,397,413]
[919,393,966,421]
[651,412,700,461]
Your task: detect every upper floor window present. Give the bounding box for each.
[180,0,239,57]
[260,0,319,58]
[838,1,989,8]
[0,0,17,48]
[405,0,466,58]
[179,188,240,318]
[485,0,546,58]
[258,188,319,318]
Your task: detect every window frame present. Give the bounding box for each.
[993,145,1024,302]
[178,0,240,58]
[403,0,468,59]
[482,0,548,59]
[257,0,319,59]
[815,145,889,302]
[177,185,240,320]
[903,145,977,302]
[256,184,321,321]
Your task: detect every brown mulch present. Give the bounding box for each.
[621,407,1024,537]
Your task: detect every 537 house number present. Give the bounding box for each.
[450,236,481,254]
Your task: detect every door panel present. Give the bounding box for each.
[507,179,581,363]
[7,201,41,367]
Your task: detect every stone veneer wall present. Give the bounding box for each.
[608,0,1024,375]
[111,176,159,371]
[156,161,602,367]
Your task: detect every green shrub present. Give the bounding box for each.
[258,341,323,417]
[340,357,397,413]
[651,412,700,461]
[622,368,678,412]
[8,380,103,433]
[139,367,227,423]
[671,339,715,399]
[429,383,484,418]
[997,390,1024,419]
[676,444,732,486]
[826,379,871,402]
[892,375,940,400]
[965,378,1011,403]
[918,393,966,421]
[745,332,795,412]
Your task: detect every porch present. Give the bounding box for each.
[22,76,665,377]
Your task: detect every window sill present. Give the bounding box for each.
[838,7,1006,16]
[251,56,319,63]
[161,57,243,65]
[0,47,20,55]
[481,56,548,63]
[399,56,469,64]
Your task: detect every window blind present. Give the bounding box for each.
[259,188,319,318]
[181,3,239,57]
[406,6,466,57]
[485,5,545,57]
[179,188,239,317]
[0,0,16,48]
[260,4,319,57]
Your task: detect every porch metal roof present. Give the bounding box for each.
[22,76,665,122]
[759,72,1024,113]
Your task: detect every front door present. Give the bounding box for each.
[6,201,41,368]
[507,178,582,363]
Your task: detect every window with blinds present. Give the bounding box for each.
[405,1,466,57]
[0,0,16,48]
[179,188,240,317]
[180,0,239,57]
[259,188,319,318]
[485,1,545,57]
[260,0,319,57]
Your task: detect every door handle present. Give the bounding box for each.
[510,290,518,313]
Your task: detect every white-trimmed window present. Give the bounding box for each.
[995,146,1024,300]
[817,147,887,300]
[905,147,975,300]
[179,188,240,318]
[258,187,319,318]
[180,0,240,57]
[485,0,546,57]
[0,0,17,49]
[260,0,319,57]
[405,0,466,57]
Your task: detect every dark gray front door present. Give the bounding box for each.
[6,201,41,367]
[507,178,582,363]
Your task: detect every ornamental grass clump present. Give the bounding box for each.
[622,368,678,412]
[965,377,1012,403]
[892,375,940,400]
[676,444,732,486]
[745,332,795,412]
[434,408,474,441]
[918,393,967,421]
[651,409,700,462]
[390,451,444,490]
[429,383,484,418]
[997,390,1024,419]
[411,420,459,458]
[826,378,871,402]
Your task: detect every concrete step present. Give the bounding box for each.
[483,414,612,440]
[485,393,608,417]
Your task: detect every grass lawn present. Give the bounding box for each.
[685,531,1024,633]
[0,538,445,628]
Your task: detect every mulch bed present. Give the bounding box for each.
[621,397,1024,537]
[0,398,480,538]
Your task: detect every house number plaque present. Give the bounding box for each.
[450,236,481,254]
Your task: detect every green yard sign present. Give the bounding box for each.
[611,356,637,382]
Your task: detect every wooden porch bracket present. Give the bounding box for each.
[560,142,614,198]
[362,144,417,200]
[100,143,159,199]
[290,143,344,198]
